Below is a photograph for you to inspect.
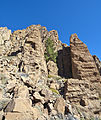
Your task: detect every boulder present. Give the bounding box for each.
[13,98,32,113]
[54,97,65,115]
[47,60,58,75]
[5,112,34,120]
[17,86,29,98]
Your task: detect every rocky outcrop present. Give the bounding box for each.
[64,78,101,117]
[64,33,101,118]
[70,33,100,82]
[0,27,11,56]
[0,25,101,120]
[93,55,101,75]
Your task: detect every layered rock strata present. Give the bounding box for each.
[0,25,101,120]
[70,33,100,82]
[93,55,101,76]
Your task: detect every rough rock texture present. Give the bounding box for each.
[0,25,101,120]
[93,55,101,75]
[57,45,72,78]
[47,60,58,75]
[70,33,100,82]
[0,27,11,56]
[64,78,101,117]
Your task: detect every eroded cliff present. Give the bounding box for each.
[0,25,101,120]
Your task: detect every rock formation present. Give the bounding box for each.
[70,33,100,82]
[93,55,101,75]
[0,25,101,120]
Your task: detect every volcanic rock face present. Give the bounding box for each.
[70,33,100,82]
[0,25,101,120]
[93,55,101,75]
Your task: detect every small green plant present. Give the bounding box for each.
[44,38,57,63]
[48,74,53,78]
[90,118,95,120]
[63,79,68,83]
[50,88,59,95]
[80,118,85,120]
[48,74,61,80]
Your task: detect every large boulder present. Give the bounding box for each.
[54,97,65,115]
[47,60,58,75]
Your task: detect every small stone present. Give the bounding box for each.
[54,97,65,115]
[33,92,44,103]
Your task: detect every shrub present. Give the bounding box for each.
[44,38,57,63]
[50,88,59,95]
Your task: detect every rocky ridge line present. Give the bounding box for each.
[0,25,101,120]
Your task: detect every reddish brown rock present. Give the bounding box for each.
[70,33,100,82]
[93,55,101,75]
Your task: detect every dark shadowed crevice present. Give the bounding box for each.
[57,46,72,78]
[32,98,41,104]
[43,102,51,114]
[80,99,86,106]
[39,91,45,97]
[24,82,33,88]
[93,55,101,76]
[18,61,23,72]
[8,50,22,56]
[8,46,24,56]
[25,41,36,50]
[2,116,5,120]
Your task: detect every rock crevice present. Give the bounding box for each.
[0,25,101,120]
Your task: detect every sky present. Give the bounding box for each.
[0,0,101,60]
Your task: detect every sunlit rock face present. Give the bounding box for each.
[0,26,101,120]
[93,55,101,75]
[70,33,100,82]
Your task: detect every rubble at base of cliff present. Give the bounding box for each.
[0,25,101,120]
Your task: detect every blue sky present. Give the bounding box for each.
[0,0,101,60]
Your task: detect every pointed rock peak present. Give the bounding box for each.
[70,33,78,42]
[70,33,87,49]
[70,33,100,82]
[71,33,78,38]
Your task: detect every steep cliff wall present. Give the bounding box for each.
[0,25,101,120]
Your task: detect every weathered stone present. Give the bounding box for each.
[70,33,100,82]
[32,107,42,120]
[5,112,34,120]
[93,55,101,75]
[0,98,11,111]
[13,98,32,113]
[50,83,59,90]
[17,86,29,98]
[4,99,15,112]
[0,25,101,119]
[22,26,48,85]
[0,27,11,56]
[54,97,65,115]
[33,92,44,103]
[47,60,58,75]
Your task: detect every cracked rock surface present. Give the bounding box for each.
[0,25,101,120]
